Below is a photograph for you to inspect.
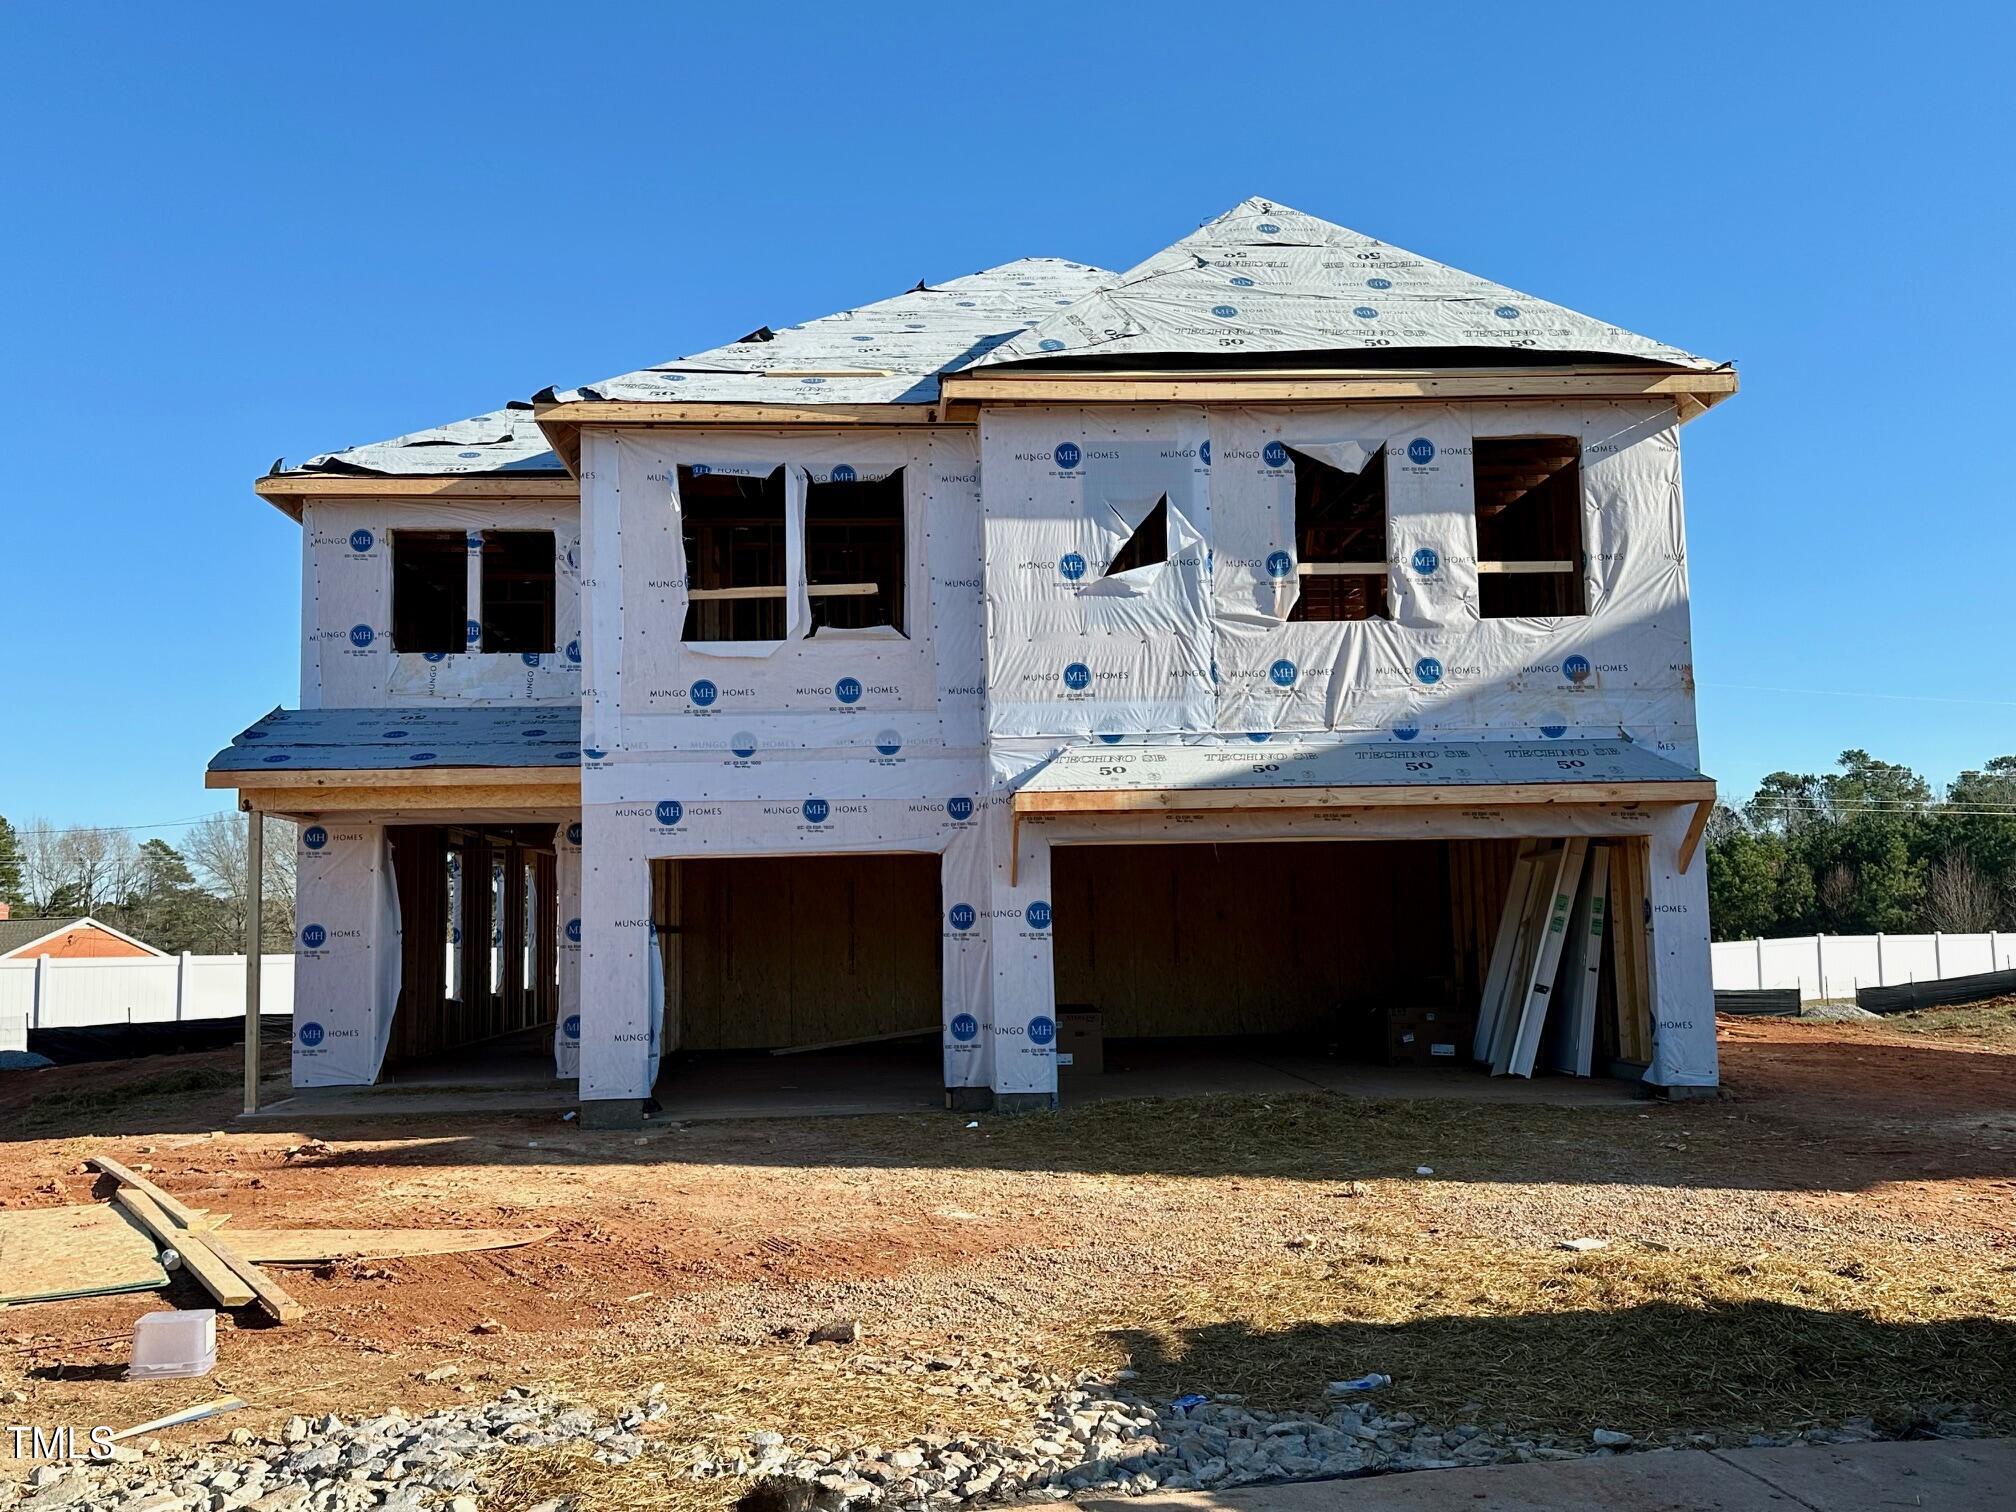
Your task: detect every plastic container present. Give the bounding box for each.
[128,1309,217,1381]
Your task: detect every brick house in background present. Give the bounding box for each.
[0,905,168,960]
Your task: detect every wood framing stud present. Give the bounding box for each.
[1677,795,1716,874]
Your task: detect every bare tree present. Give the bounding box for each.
[10,818,139,915]
[1922,851,2002,933]
[184,812,297,951]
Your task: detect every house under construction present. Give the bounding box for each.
[209,197,1734,1122]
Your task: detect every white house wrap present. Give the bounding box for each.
[212,196,1735,1113]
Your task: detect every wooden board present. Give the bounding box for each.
[202,1232,304,1323]
[1545,846,1611,1077]
[1500,838,1589,1078]
[111,1190,254,1309]
[227,1227,555,1264]
[1473,845,1542,1061]
[0,1205,167,1305]
[86,1157,210,1229]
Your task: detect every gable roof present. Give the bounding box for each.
[0,916,169,959]
[975,197,1715,371]
[270,198,1718,483]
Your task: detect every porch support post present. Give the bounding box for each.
[243,804,264,1116]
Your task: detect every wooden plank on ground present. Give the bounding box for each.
[229,1228,556,1264]
[0,1205,168,1305]
[86,1157,209,1229]
[200,1232,305,1323]
[111,1191,253,1308]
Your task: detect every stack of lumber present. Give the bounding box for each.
[0,1158,551,1319]
[1475,838,1649,1078]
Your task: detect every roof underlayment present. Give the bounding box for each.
[277,197,1716,478]
[1018,738,1709,797]
[210,707,581,773]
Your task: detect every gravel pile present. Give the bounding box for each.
[0,1364,1984,1512]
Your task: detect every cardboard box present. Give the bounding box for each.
[1382,1006,1475,1067]
[1058,1006,1103,1076]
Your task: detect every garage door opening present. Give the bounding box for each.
[651,853,946,1115]
[1050,836,1650,1096]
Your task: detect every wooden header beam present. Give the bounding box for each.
[1008,778,1716,882]
[208,765,578,794]
[940,365,1738,415]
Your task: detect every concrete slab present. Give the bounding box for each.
[1081,1439,2016,1512]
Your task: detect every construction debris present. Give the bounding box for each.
[1,1157,553,1325]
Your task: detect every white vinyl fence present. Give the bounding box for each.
[1711,932,2016,1004]
[0,953,294,1053]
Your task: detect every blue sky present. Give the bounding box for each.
[3,2,2012,845]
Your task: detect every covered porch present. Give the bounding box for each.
[206,706,582,1113]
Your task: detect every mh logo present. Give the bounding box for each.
[424,651,447,663]
[348,624,373,648]
[1063,662,1092,691]
[830,463,857,483]
[1028,1015,1057,1047]
[566,639,581,664]
[948,903,976,932]
[298,1021,325,1048]
[1563,654,1592,684]
[1097,731,1124,745]
[1257,221,1281,233]
[1262,441,1289,468]
[1407,438,1436,465]
[565,918,582,942]
[1059,551,1087,581]
[1494,305,1521,319]
[1266,550,1293,579]
[1270,659,1298,688]
[1394,724,1421,741]
[733,732,759,758]
[802,798,831,824]
[521,652,541,667]
[690,679,718,706]
[1025,900,1052,931]
[465,620,481,644]
[1367,277,1392,290]
[1038,338,1066,351]
[303,826,328,851]
[1541,724,1567,738]
[566,821,582,844]
[1199,440,1211,465]
[946,796,975,822]
[564,1014,581,1038]
[1230,275,1254,287]
[1353,306,1378,319]
[655,800,684,826]
[950,1012,980,1042]
[835,676,863,704]
[1412,547,1440,575]
[1054,441,1082,469]
[874,730,901,756]
[348,528,374,552]
[300,924,327,949]
[1416,657,1444,685]
[1211,304,1239,318]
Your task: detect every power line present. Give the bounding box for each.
[17,811,241,837]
